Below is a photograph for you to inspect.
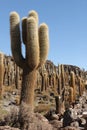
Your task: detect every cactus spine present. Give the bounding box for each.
[10,10,49,111]
[0,52,4,98]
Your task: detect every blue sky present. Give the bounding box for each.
[0,0,87,70]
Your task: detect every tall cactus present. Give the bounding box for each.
[70,71,76,101]
[10,10,49,111]
[61,64,65,89]
[58,64,61,95]
[0,52,4,98]
[69,87,74,103]
[78,77,84,96]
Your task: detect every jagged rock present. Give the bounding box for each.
[50,120,62,129]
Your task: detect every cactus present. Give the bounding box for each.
[0,52,4,98]
[61,64,65,89]
[69,87,74,103]
[52,71,56,90]
[58,64,61,95]
[41,66,48,91]
[78,77,81,96]
[70,71,76,101]
[10,10,49,111]
[79,78,84,96]
[41,73,46,91]
[58,64,65,94]
[55,95,61,114]
[15,66,20,89]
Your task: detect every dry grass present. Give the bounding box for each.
[0,106,19,127]
[19,102,53,130]
[3,85,16,93]
[0,106,8,120]
[34,104,51,113]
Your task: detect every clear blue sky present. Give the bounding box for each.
[0,0,87,70]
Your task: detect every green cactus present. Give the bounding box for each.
[10,10,49,111]
[0,52,4,98]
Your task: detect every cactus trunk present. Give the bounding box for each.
[21,69,37,111]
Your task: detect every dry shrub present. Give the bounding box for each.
[34,104,51,113]
[0,107,19,127]
[3,86,16,93]
[19,102,53,130]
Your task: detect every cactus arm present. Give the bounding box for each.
[28,10,38,24]
[10,12,26,69]
[39,23,49,66]
[26,17,39,69]
[22,17,27,44]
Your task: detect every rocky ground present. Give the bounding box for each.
[0,90,87,130]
